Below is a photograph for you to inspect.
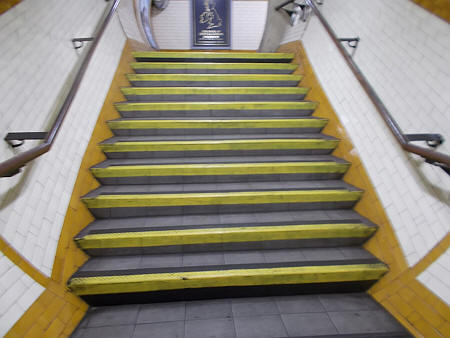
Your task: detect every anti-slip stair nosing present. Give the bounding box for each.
[130,62,299,70]
[91,162,349,178]
[114,101,319,112]
[73,259,382,278]
[126,74,303,81]
[132,52,294,63]
[120,87,309,95]
[75,223,375,249]
[69,263,388,295]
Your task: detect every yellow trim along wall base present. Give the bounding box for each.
[3,40,134,338]
[277,40,449,338]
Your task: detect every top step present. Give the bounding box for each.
[132,52,295,63]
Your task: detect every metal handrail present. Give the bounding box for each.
[0,0,121,177]
[305,0,450,170]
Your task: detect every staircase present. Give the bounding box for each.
[70,52,410,337]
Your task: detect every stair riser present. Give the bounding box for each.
[111,127,322,136]
[78,280,378,306]
[133,68,295,74]
[119,109,315,118]
[96,173,345,185]
[128,80,300,87]
[122,93,306,101]
[134,57,293,63]
[88,201,358,218]
[104,149,334,159]
[84,238,370,256]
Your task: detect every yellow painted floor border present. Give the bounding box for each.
[76,223,375,249]
[69,263,388,295]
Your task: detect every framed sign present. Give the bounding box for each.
[192,0,231,49]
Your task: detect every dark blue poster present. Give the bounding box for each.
[192,0,231,48]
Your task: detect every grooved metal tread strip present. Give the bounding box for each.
[82,189,363,208]
[75,223,375,249]
[69,263,388,295]
[114,101,318,111]
[130,62,299,70]
[120,86,309,95]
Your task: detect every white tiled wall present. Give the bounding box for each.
[280,0,450,303]
[150,0,267,49]
[282,0,450,270]
[418,248,450,306]
[0,0,126,276]
[0,253,44,336]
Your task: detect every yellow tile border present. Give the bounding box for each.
[411,0,450,22]
[277,40,450,337]
[0,0,22,15]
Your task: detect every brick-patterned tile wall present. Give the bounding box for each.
[281,0,449,278]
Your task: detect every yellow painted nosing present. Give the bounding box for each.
[126,74,302,82]
[91,162,348,178]
[120,87,309,95]
[76,223,375,249]
[69,263,388,295]
[82,190,363,208]
[99,139,339,153]
[114,101,318,112]
[132,52,294,60]
[130,62,299,70]
[107,119,326,130]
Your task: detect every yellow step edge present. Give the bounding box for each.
[99,139,339,153]
[69,263,388,295]
[82,190,363,208]
[91,162,348,178]
[76,223,375,249]
[106,119,326,130]
[130,62,299,70]
[126,74,302,82]
[114,101,319,111]
[120,87,309,95]
[132,51,294,59]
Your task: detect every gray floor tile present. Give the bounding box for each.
[85,306,139,327]
[185,318,236,338]
[134,321,184,338]
[182,252,225,266]
[281,313,338,336]
[77,325,135,338]
[232,299,279,317]
[276,295,325,314]
[234,315,288,338]
[319,293,379,311]
[186,300,233,320]
[329,310,405,334]
[137,302,186,324]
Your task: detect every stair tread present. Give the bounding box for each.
[92,155,348,168]
[100,133,337,144]
[131,61,299,68]
[74,247,380,277]
[83,180,360,198]
[109,116,326,121]
[78,209,376,236]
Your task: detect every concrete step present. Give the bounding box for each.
[115,101,318,118]
[131,62,298,74]
[120,86,309,101]
[132,51,294,63]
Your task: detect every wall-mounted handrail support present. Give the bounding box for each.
[0,0,121,178]
[4,132,48,148]
[72,37,95,49]
[304,0,450,175]
[339,37,360,49]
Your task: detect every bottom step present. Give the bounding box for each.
[72,293,411,338]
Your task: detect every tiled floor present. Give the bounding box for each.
[71,293,410,338]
